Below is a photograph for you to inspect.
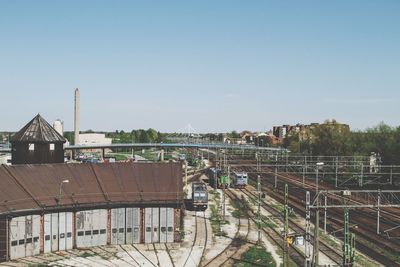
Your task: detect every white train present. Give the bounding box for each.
[233,172,248,188]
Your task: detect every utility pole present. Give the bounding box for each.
[335,156,339,188]
[256,152,260,172]
[302,159,306,186]
[224,153,227,173]
[324,195,327,234]
[313,197,320,266]
[343,208,349,266]
[223,165,230,221]
[257,175,261,244]
[283,184,289,267]
[222,182,225,220]
[377,189,381,234]
[285,152,288,173]
[305,191,311,267]
[275,153,278,188]
[313,162,324,266]
[214,167,217,191]
[185,160,188,188]
[390,166,393,184]
[343,208,355,266]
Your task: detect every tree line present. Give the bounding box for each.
[109,129,164,144]
[282,120,400,165]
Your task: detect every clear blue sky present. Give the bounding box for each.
[1,1,399,133]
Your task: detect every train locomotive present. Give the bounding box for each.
[232,171,248,188]
[207,168,247,189]
[217,174,231,188]
[191,182,208,210]
[207,168,231,188]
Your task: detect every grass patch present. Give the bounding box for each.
[270,202,284,213]
[260,215,278,229]
[209,189,221,200]
[79,252,93,258]
[136,151,158,161]
[209,191,229,236]
[114,154,129,161]
[230,195,250,218]
[100,255,110,260]
[180,223,185,240]
[320,231,341,249]
[235,245,276,267]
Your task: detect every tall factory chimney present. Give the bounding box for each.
[74,88,80,145]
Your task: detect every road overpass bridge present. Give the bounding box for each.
[64,143,287,159]
[1,143,287,160]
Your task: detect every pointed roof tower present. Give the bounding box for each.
[11,114,66,164]
[11,114,66,143]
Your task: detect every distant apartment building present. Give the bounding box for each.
[254,131,280,146]
[272,120,349,141]
[223,131,257,144]
[273,124,306,139]
[239,131,256,144]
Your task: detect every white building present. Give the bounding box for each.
[78,133,112,145]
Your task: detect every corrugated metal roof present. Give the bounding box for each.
[10,114,66,143]
[0,162,183,216]
[0,167,40,213]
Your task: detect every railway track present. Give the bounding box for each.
[225,215,253,266]
[202,214,249,267]
[164,243,177,267]
[225,189,306,266]
[239,187,343,266]
[183,211,208,267]
[238,165,400,266]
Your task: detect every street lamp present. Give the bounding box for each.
[316,162,324,193]
[56,179,69,204]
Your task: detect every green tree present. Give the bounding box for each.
[229,131,240,138]
[147,128,158,143]
[282,132,301,153]
[311,119,350,156]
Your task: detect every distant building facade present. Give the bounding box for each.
[273,121,349,142]
[78,133,112,145]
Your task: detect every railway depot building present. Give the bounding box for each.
[0,162,183,262]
